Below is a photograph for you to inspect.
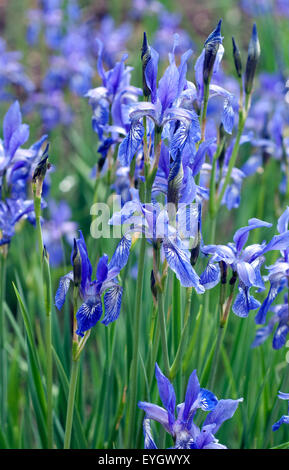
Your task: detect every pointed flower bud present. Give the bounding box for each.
[203,19,223,85]
[244,24,260,95]
[141,32,152,99]
[32,143,50,198]
[72,238,82,287]
[150,269,157,303]
[168,150,183,206]
[232,37,242,78]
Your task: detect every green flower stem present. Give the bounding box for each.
[32,189,44,264]
[169,287,192,381]
[126,233,146,447]
[209,139,225,219]
[0,254,7,429]
[64,286,80,449]
[157,284,170,378]
[207,280,236,391]
[43,251,53,449]
[200,83,210,143]
[172,273,182,356]
[63,358,80,449]
[33,186,53,448]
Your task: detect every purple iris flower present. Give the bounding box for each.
[138,363,243,449]
[254,207,289,325]
[201,218,273,317]
[86,39,141,149]
[55,231,130,336]
[252,295,289,349]
[109,197,205,293]
[0,101,48,246]
[272,392,289,431]
[118,36,201,167]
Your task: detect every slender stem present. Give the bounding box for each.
[33,191,44,264]
[45,310,53,448]
[200,83,210,143]
[207,325,226,390]
[63,358,80,449]
[33,188,53,448]
[157,286,170,378]
[170,287,192,381]
[126,234,146,447]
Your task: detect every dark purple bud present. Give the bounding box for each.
[229,270,238,286]
[220,261,227,284]
[203,19,223,85]
[141,32,152,98]
[168,149,183,206]
[150,269,157,302]
[244,24,260,95]
[72,238,82,287]
[232,37,242,78]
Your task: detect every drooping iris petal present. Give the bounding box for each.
[108,235,132,277]
[237,261,256,287]
[232,286,260,318]
[138,401,170,433]
[76,298,103,337]
[55,272,73,310]
[255,283,281,325]
[273,321,289,350]
[102,284,123,326]
[118,120,144,167]
[170,117,200,160]
[155,363,176,429]
[143,419,158,450]
[251,319,277,348]
[272,415,289,431]
[163,238,205,293]
[200,261,220,289]
[203,398,243,433]
[222,97,234,134]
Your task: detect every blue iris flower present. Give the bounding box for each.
[117,35,201,167]
[0,101,48,246]
[138,363,243,449]
[109,197,205,293]
[55,231,130,336]
[272,391,289,431]
[254,207,289,325]
[201,218,273,317]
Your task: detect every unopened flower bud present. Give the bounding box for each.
[141,32,152,99]
[203,19,222,85]
[72,238,82,287]
[244,24,260,95]
[32,143,50,198]
[232,37,242,78]
[168,150,183,206]
[150,269,157,302]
